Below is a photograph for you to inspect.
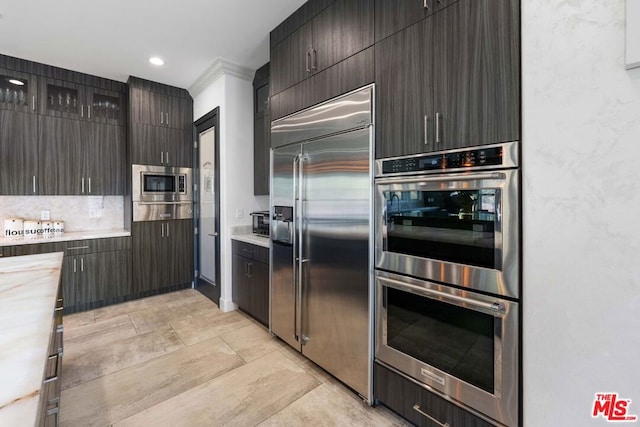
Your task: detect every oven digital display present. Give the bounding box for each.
[143,174,175,193]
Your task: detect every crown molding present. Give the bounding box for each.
[188,57,254,97]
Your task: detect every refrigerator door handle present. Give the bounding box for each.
[292,154,301,342]
[296,154,309,344]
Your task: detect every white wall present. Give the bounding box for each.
[192,66,268,312]
[523,1,640,425]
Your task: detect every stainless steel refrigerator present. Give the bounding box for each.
[270,86,373,402]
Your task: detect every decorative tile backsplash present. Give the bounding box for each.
[0,196,124,232]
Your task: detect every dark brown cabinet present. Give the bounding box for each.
[270,0,374,117]
[3,237,132,313]
[232,240,269,326]
[374,363,494,427]
[0,67,38,114]
[128,77,193,168]
[375,0,520,158]
[132,219,194,295]
[37,117,125,195]
[271,46,374,121]
[130,123,192,167]
[63,250,132,313]
[0,110,38,194]
[253,63,270,196]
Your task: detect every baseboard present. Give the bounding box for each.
[219,297,238,312]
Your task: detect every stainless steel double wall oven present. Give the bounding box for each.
[374,141,520,427]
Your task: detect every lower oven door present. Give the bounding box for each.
[375,169,519,298]
[375,270,519,427]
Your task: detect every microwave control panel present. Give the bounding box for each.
[381,147,503,174]
[178,175,186,193]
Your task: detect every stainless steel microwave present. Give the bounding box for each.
[132,164,192,202]
[132,164,193,222]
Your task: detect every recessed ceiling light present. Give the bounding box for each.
[149,57,165,66]
[8,79,24,86]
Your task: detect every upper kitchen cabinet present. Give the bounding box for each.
[0,110,38,194]
[270,0,336,48]
[374,0,460,42]
[85,86,126,126]
[270,0,373,97]
[38,77,126,125]
[38,116,125,195]
[128,76,194,168]
[432,0,520,151]
[129,79,193,130]
[375,0,520,158]
[375,18,433,159]
[253,63,270,196]
[0,68,38,114]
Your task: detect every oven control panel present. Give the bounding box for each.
[381,146,504,174]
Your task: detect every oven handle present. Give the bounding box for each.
[376,172,504,185]
[378,275,506,316]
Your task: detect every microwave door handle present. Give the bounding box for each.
[376,172,504,185]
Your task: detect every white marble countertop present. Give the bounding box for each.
[0,229,131,247]
[232,233,270,249]
[0,252,63,427]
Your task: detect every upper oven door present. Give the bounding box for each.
[375,169,519,298]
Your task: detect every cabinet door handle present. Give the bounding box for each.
[32,176,36,193]
[81,104,84,118]
[311,49,317,70]
[161,223,165,238]
[424,0,429,9]
[306,51,311,73]
[161,151,164,164]
[424,115,429,145]
[413,405,449,427]
[88,177,91,193]
[32,95,36,111]
[88,105,91,119]
[73,258,77,273]
[160,111,164,125]
[165,112,169,126]
[166,151,169,165]
[166,222,170,238]
[81,177,85,193]
[80,257,84,272]
[435,112,441,144]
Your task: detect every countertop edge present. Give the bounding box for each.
[231,233,270,248]
[0,229,131,247]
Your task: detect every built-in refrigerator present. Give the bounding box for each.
[270,86,373,402]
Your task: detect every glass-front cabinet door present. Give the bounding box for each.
[0,68,38,114]
[86,87,125,125]
[39,77,86,120]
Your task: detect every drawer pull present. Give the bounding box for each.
[66,246,90,251]
[413,405,449,427]
[43,354,60,384]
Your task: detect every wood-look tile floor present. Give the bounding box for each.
[60,289,407,427]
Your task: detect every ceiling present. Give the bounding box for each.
[0,0,307,89]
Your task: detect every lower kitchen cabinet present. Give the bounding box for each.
[132,219,194,295]
[3,237,132,313]
[232,240,269,326]
[374,363,495,427]
[63,249,131,312]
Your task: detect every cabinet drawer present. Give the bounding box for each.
[232,240,269,264]
[374,362,496,427]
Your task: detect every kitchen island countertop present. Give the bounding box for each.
[0,228,131,247]
[0,252,63,426]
